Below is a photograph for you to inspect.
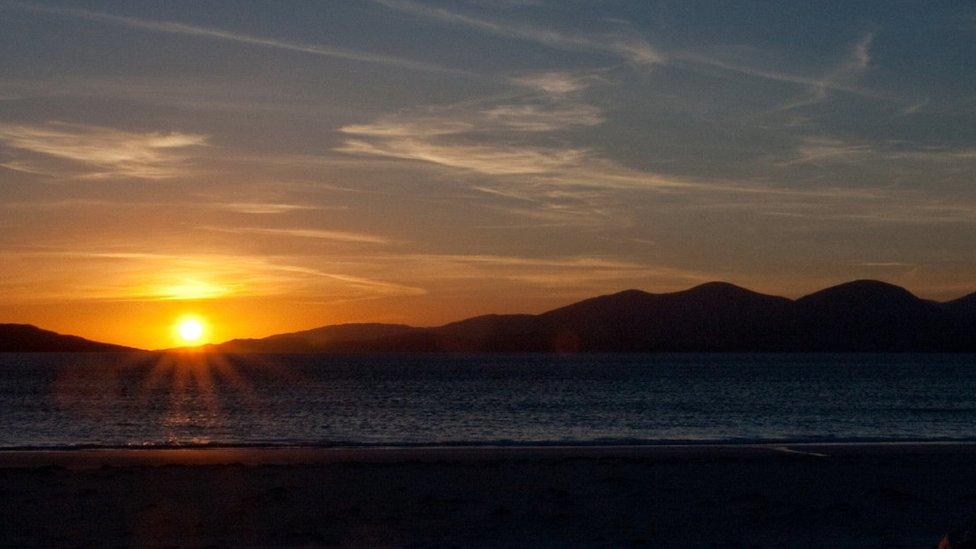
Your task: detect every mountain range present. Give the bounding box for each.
[3,280,976,353]
[0,324,137,353]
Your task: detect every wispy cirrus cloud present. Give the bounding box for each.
[335,107,806,194]
[373,0,665,65]
[202,226,392,244]
[852,262,915,268]
[342,101,603,137]
[3,1,460,75]
[373,0,890,111]
[0,159,62,176]
[364,252,713,291]
[413,254,645,269]
[1,250,423,301]
[890,147,976,162]
[339,110,866,235]
[780,135,976,168]
[510,71,594,94]
[482,103,603,132]
[338,137,588,176]
[0,198,337,216]
[675,32,886,111]
[769,32,877,111]
[0,122,205,179]
[273,265,426,297]
[340,119,476,138]
[779,137,874,166]
[337,119,700,194]
[217,202,328,215]
[337,94,611,179]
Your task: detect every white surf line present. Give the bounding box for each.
[772,446,829,458]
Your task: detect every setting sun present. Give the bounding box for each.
[175,316,207,345]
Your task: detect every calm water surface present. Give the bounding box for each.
[0,353,974,449]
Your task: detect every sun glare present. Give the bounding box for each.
[175,316,207,345]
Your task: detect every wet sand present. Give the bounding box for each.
[0,443,973,546]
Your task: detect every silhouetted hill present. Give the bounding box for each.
[945,292,976,319]
[793,280,956,351]
[943,292,976,349]
[204,323,414,353]
[0,324,137,352]
[538,283,794,351]
[222,280,975,353]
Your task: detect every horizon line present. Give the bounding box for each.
[3,277,974,351]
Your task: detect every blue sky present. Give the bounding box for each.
[1,1,975,345]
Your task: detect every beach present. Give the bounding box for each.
[0,443,972,547]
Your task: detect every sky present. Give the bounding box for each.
[1,1,975,348]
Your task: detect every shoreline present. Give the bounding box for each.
[1,440,974,468]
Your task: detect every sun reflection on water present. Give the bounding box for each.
[50,349,305,448]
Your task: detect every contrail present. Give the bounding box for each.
[3,1,467,76]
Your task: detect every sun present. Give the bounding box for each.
[175,316,207,345]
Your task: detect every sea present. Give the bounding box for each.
[1,353,975,450]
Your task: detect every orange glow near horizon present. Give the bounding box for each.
[9,276,974,351]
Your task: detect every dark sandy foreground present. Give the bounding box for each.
[0,444,974,547]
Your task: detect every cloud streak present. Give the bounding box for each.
[0,122,205,179]
[337,98,604,176]
[336,108,849,195]
[510,71,594,94]
[337,138,588,176]
[217,203,324,215]
[362,252,713,291]
[373,0,665,65]
[372,0,888,110]
[4,1,461,75]
[482,104,604,132]
[2,250,422,301]
[203,226,391,244]
[770,32,877,111]
[675,32,887,110]
[781,135,976,168]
